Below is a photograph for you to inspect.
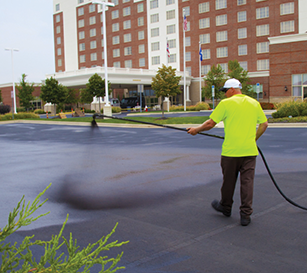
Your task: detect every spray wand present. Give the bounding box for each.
[92,113,307,211]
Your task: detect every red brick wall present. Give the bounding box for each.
[54,12,65,72]
[270,40,307,98]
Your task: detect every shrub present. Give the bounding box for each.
[84,109,95,113]
[169,105,184,111]
[112,107,121,113]
[0,104,11,115]
[272,100,307,118]
[17,107,26,112]
[195,102,210,111]
[34,109,45,114]
[260,102,276,110]
[0,184,128,273]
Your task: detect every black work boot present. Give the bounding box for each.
[211,200,231,217]
[240,213,251,226]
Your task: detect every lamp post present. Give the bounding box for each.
[92,0,114,116]
[5,48,19,114]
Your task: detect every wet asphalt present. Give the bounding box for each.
[0,119,306,272]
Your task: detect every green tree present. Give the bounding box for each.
[16,74,35,111]
[40,77,67,114]
[81,74,111,112]
[227,60,255,98]
[151,64,182,118]
[65,88,79,108]
[203,64,226,100]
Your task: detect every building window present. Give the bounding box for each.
[79,43,85,51]
[217,47,228,58]
[138,30,145,40]
[79,31,85,39]
[56,26,61,34]
[89,4,95,13]
[280,2,294,15]
[150,0,159,9]
[280,20,295,33]
[166,0,175,5]
[151,42,160,51]
[186,67,192,76]
[237,11,246,22]
[58,59,62,66]
[138,17,144,26]
[113,48,120,57]
[199,18,210,29]
[185,37,191,46]
[166,10,175,20]
[186,52,191,61]
[78,19,84,28]
[168,39,176,48]
[256,24,269,36]
[151,14,159,23]
[167,24,176,34]
[91,53,97,61]
[90,28,96,37]
[125,60,132,68]
[80,55,86,63]
[139,58,145,67]
[292,74,307,97]
[257,42,269,53]
[123,0,130,3]
[237,0,246,5]
[124,47,132,56]
[124,33,131,42]
[78,7,84,16]
[169,54,176,63]
[199,2,210,13]
[238,44,247,55]
[113,61,120,67]
[186,22,190,31]
[256,0,267,2]
[199,33,210,44]
[216,31,227,42]
[151,27,159,37]
[183,7,190,16]
[219,63,228,73]
[55,4,60,11]
[123,20,131,29]
[123,7,131,16]
[137,3,144,12]
[256,7,269,19]
[101,39,104,47]
[57,48,61,56]
[90,41,97,49]
[152,56,160,65]
[112,0,119,5]
[112,23,119,32]
[56,15,60,23]
[202,49,210,59]
[139,44,145,53]
[239,61,248,71]
[57,37,61,44]
[215,0,226,10]
[112,10,119,19]
[216,14,227,26]
[201,65,211,75]
[238,28,247,39]
[78,0,84,3]
[89,16,96,25]
[257,59,269,70]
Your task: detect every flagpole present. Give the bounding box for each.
[183,11,186,112]
[199,41,202,103]
[166,37,168,67]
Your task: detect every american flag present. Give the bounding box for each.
[167,42,170,57]
[183,15,187,31]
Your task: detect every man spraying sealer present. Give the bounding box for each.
[187,78,268,226]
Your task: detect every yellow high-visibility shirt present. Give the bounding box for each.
[210,94,267,157]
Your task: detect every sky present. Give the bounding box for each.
[0,0,54,85]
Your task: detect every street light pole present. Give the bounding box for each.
[5,48,19,114]
[92,0,114,115]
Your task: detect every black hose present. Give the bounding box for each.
[92,114,307,211]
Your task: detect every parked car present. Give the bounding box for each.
[120,97,145,110]
[109,98,120,107]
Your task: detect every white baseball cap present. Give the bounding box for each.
[219,78,242,92]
